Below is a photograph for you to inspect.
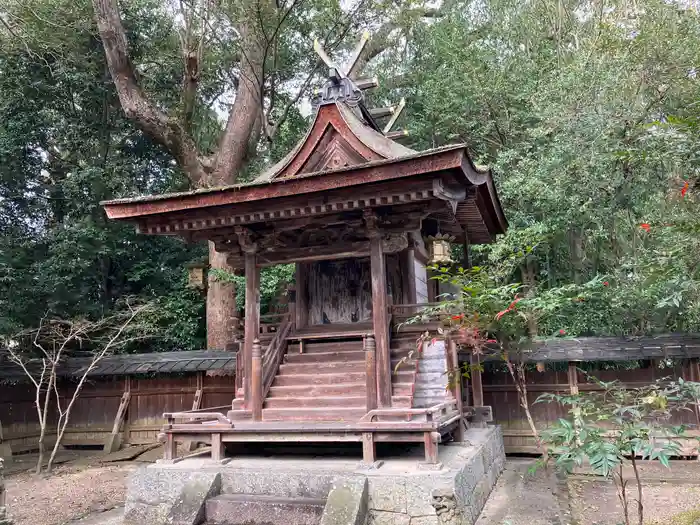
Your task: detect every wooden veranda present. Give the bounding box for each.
[102,64,507,464]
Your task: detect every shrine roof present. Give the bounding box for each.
[103,142,466,207]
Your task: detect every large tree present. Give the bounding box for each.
[90,0,442,349]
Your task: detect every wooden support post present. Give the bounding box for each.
[470,353,484,408]
[400,247,417,305]
[370,235,392,408]
[448,338,466,442]
[243,252,260,408]
[104,377,131,453]
[211,433,224,462]
[362,432,376,464]
[568,362,579,395]
[423,431,439,464]
[164,432,176,462]
[295,263,308,330]
[365,334,378,412]
[251,339,263,421]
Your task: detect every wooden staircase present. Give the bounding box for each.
[230,328,437,422]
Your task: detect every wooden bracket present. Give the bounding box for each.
[184,372,205,452]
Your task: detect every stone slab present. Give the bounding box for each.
[320,476,368,525]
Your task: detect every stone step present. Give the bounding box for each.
[262,407,366,422]
[416,371,449,382]
[268,383,366,397]
[278,360,364,375]
[265,395,366,409]
[415,360,448,373]
[205,494,325,525]
[284,350,365,364]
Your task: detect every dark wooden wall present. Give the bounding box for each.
[483,360,699,454]
[307,258,373,324]
[0,373,236,452]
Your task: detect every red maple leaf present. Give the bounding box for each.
[682,181,689,197]
[639,223,651,232]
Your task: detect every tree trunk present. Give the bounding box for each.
[207,244,240,350]
[204,23,263,350]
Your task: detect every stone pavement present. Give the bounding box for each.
[474,459,569,525]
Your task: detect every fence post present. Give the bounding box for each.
[365,334,378,413]
[251,339,263,421]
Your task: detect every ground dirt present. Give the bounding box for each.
[4,455,136,525]
[4,454,700,525]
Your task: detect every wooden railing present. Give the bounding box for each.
[261,313,292,400]
[360,399,459,423]
[390,303,445,328]
[259,312,288,336]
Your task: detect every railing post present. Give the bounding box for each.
[365,334,377,412]
[251,339,263,421]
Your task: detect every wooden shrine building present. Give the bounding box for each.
[102,59,507,464]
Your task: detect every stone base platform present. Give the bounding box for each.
[124,426,505,525]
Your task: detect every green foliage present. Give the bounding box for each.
[536,376,700,525]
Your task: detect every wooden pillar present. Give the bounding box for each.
[295,263,308,330]
[251,339,263,421]
[462,234,472,269]
[400,248,417,305]
[423,431,439,464]
[365,334,378,412]
[243,252,260,408]
[211,433,224,462]
[448,338,465,442]
[370,235,392,408]
[164,432,176,461]
[362,432,376,464]
[470,353,484,408]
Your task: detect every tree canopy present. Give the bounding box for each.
[1,0,698,349]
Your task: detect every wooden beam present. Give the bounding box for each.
[103,377,131,453]
[251,339,263,421]
[365,334,378,412]
[370,235,392,407]
[254,242,370,267]
[243,252,261,408]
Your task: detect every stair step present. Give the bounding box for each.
[391,395,413,408]
[278,360,364,375]
[263,407,366,422]
[284,350,365,364]
[288,341,363,353]
[273,372,366,386]
[269,383,366,397]
[391,383,414,396]
[206,494,324,525]
[265,395,366,409]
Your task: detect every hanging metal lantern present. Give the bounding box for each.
[426,233,455,265]
[186,262,208,290]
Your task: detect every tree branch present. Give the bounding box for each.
[92,0,207,185]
